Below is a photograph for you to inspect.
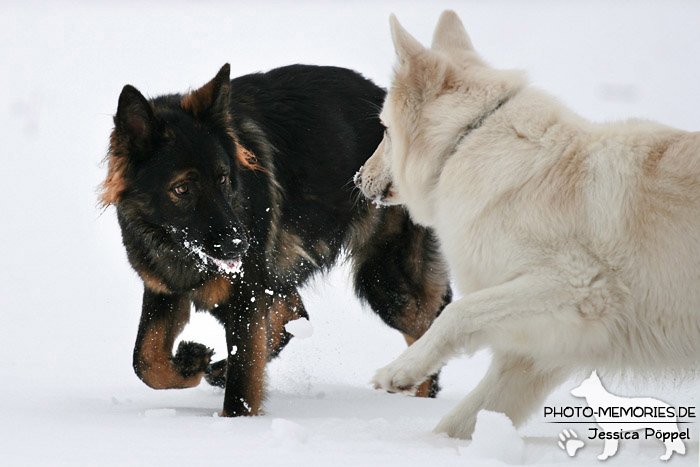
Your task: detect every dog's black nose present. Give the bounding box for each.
[353,170,362,187]
[212,234,249,259]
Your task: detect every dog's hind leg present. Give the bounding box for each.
[433,352,567,439]
[350,206,451,397]
[133,289,213,389]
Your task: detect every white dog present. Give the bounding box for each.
[357,10,700,439]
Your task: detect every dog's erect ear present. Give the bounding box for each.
[115,85,154,153]
[181,63,231,120]
[390,14,425,65]
[101,85,152,207]
[431,10,474,52]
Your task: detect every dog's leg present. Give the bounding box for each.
[133,288,212,389]
[433,352,567,439]
[205,288,308,388]
[218,290,269,417]
[351,207,451,397]
[402,334,441,397]
[372,274,569,393]
[267,288,308,359]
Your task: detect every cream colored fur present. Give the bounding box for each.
[359,10,700,439]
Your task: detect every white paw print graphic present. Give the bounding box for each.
[558,429,585,457]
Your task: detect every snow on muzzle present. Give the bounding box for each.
[169,226,246,275]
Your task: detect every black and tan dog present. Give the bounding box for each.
[100,63,451,417]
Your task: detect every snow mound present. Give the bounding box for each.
[461,410,524,464]
[270,418,308,444]
[284,318,313,339]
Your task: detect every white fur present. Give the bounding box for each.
[360,10,700,439]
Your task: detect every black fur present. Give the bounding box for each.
[102,64,451,416]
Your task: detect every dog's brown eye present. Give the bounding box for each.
[219,175,227,184]
[174,183,189,195]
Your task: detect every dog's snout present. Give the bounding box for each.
[353,169,363,188]
[211,230,249,259]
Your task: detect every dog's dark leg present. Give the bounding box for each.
[133,288,213,389]
[208,274,272,417]
[219,303,268,417]
[351,206,451,397]
[205,288,308,388]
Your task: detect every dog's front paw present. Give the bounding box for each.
[372,358,429,394]
[172,341,213,379]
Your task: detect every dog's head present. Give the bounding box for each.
[356,11,525,221]
[100,64,256,292]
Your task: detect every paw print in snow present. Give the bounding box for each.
[558,429,584,457]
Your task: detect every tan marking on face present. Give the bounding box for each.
[166,170,197,203]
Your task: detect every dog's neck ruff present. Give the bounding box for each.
[452,98,508,153]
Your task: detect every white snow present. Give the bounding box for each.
[269,418,309,445]
[284,318,314,339]
[144,408,178,418]
[462,410,525,464]
[1,1,700,466]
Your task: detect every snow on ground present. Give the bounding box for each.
[1,1,699,465]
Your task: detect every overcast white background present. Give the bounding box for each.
[1,1,699,465]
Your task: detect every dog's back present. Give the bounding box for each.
[502,92,700,369]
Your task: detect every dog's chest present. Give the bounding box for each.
[436,215,526,293]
